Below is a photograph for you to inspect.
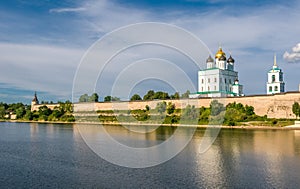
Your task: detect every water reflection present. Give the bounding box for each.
[1,123,300,188]
[191,128,300,188]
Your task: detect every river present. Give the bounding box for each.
[0,122,300,188]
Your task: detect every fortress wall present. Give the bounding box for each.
[31,104,59,111]
[33,92,300,119]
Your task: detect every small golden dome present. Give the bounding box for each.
[215,47,226,59]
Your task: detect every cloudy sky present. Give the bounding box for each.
[1,0,300,103]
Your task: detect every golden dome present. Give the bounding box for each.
[215,47,226,59]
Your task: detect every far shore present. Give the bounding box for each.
[1,119,300,130]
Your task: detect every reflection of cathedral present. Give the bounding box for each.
[190,47,244,98]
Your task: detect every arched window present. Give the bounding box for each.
[269,86,272,92]
[208,78,210,83]
[275,86,278,91]
[208,86,210,91]
[201,79,204,84]
[272,75,275,82]
[214,77,217,83]
[225,78,227,83]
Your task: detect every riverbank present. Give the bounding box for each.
[1,119,300,130]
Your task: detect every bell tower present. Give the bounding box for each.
[266,54,285,94]
[31,92,39,111]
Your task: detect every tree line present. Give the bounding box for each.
[0,101,74,122]
[78,90,191,103]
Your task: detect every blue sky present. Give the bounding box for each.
[1,0,300,103]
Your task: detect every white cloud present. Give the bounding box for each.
[283,43,300,63]
[0,43,84,98]
[49,7,86,13]
[2,0,300,102]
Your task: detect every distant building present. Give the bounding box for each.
[31,92,39,111]
[266,54,285,94]
[190,46,243,98]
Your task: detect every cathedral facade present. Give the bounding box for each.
[190,47,243,98]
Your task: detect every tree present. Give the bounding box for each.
[156,101,167,114]
[79,94,89,102]
[89,93,99,102]
[292,102,300,119]
[130,94,142,101]
[245,105,255,116]
[143,90,155,100]
[104,96,111,102]
[181,90,190,98]
[104,96,120,102]
[183,104,198,119]
[16,106,26,119]
[210,100,225,116]
[153,91,170,100]
[145,105,150,111]
[111,97,120,101]
[167,102,175,115]
[171,92,180,99]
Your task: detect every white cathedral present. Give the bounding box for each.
[190,47,244,98]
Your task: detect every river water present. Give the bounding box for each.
[0,122,300,188]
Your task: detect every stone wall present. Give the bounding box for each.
[33,92,300,119]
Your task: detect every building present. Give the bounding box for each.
[31,92,39,111]
[190,47,243,98]
[266,54,285,94]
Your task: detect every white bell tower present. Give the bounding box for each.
[266,54,285,94]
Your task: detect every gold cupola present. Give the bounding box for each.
[215,47,226,59]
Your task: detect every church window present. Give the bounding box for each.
[214,86,216,91]
[214,77,217,83]
[208,86,210,91]
[229,79,231,84]
[275,86,278,91]
[269,86,272,92]
[225,78,227,83]
[202,79,204,84]
[208,78,210,83]
[272,75,275,82]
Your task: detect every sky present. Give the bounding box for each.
[1,0,300,103]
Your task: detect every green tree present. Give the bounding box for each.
[143,90,155,100]
[183,105,198,120]
[89,93,99,102]
[210,100,225,116]
[16,106,26,119]
[24,110,33,120]
[156,101,167,114]
[153,91,170,100]
[0,102,8,119]
[292,102,300,119]
[111,97,120,101]
[104,96,120,102]
[181,90,190,98]
[104,96,112,102]
[79,94,89,102]
[130,94,142,101]
[245,105,255,116]
[167,102,176,115]
[171,92,180,99]
[145,105,150,111]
